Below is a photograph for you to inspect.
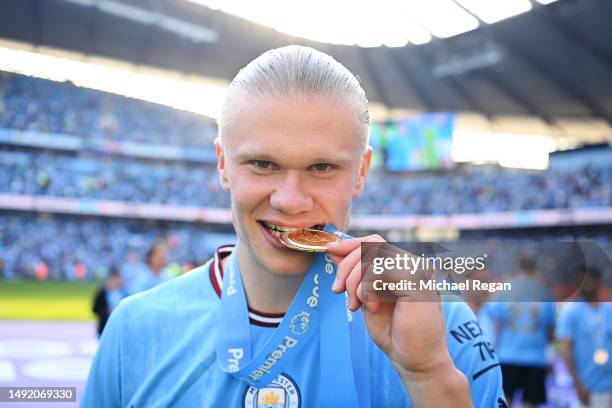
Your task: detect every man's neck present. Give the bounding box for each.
[222,243,306,315]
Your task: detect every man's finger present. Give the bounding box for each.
[346,261,367,311]
[327,253,342,265]
[327,234,385,255]
[326,237,364,256]
[332,245,362,293]
[356,281,381,314]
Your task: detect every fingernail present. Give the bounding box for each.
[332,278,340,292]
[327,242,338,249]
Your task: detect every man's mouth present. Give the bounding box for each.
[259,222,325,238]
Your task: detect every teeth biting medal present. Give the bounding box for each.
[280,228,341,252]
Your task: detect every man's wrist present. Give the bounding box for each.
[394,357,471,408]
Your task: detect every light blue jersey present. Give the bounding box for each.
[556,302,612,393]
[125,266,172,295]
[83,246,506,407]
[485,301,555,367]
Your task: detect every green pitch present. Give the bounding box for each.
[0,280,99,320]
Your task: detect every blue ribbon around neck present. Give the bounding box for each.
[216,225,371,407]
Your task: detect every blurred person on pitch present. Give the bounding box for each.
[557,267,612,408]
[125,240,172,295]
[92,267,125,337]
[83,45,507,407]
[485,254,556,408]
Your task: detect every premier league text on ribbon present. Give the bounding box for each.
[247,336,298,382]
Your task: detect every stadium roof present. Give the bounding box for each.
[187,0,551,47]
[1,0,612,127]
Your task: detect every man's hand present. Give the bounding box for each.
[327,236,472,408]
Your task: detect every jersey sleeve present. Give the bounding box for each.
[81,301,125,407]
[443,301,508,408]
[556,304,577,341]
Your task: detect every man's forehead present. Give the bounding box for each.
[222,94,364,147]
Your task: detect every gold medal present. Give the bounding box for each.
[594,348,609,365]
[280,229,341,252]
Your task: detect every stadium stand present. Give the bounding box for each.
[0,71,217,147]
[0,145,610,215]
[1,72,611,280]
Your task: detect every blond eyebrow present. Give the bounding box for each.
[232,152,278,162]
[308,156,354,166]
[232,151,355,167]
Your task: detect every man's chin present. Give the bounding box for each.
[243,232,315,275]
[262,253,313,277]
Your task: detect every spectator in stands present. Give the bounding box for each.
[557,267,612,408]
[92,267,125,337]
[486,255,556,408]
[126,240,171,295]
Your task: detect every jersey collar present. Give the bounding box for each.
[209,245,284,327]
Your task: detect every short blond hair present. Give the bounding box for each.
[218,45,369,151]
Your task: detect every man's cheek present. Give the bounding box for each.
[323,181,355,206]
[230,180,267,204]
[319,185,353,224]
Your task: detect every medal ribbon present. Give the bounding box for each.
[319,227,371,408]
[216,245,322,387]
[215,225,371,407]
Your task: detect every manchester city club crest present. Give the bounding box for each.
[243,373,300,408]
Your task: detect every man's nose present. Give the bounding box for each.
[270,171,313,215]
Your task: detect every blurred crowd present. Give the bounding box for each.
[358,163,612,215]
[0,147,230,207]
[1,146,611,215]
[0,71,216,147]
[0,213,233,280]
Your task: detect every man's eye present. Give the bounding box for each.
[312,163,332,172]
[253,160,272,169]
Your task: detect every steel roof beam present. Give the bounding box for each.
[451,0,612,124]
[529,0,612,75]
[418,44,494,120]
[388,48,441,111]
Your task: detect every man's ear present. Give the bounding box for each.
[353,145,373,196]
[214,137,230,191]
